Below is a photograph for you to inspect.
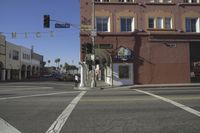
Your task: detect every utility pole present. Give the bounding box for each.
[91,0,96,88]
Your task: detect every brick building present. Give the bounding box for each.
[80,0,200,86]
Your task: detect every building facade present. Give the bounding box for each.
[31,52,43,77]
[80,0,200,86]
[0,34,6,81]
[5,42,43,80]
[6,42,21,80]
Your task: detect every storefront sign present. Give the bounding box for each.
[113,47,134,61]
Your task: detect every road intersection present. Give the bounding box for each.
[0,82,200,133]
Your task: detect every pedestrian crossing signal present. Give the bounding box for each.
[43,15,50,28]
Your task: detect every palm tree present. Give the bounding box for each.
[48,60,51,67]
[57,58,60,68]
[55,59,58,68]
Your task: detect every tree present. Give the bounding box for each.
[57,58,60,68]
[48,60,51,67]
[64,62,78,74]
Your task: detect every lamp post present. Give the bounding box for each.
[90,0,96,88]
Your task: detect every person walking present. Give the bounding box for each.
[74,74,79,87]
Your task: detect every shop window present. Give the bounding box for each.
[119,65,129,79]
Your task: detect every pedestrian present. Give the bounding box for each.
[74,75,79,87]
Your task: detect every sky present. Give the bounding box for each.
[0,0,80,67]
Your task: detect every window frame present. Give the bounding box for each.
[118,65,130,79]
[120,17,134,32]
[183,0,199,3]
[148,17,173,29]
[96,17,110,32]
[185,17,200,32]
[12,50,19,60]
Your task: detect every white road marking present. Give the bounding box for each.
[0,118,21,133]
[0,86,53,92]
[0,91,80,101]
[134,89,200,117]
[6,82,74,86]
[46,91,86,133]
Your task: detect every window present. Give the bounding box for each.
[150,0,172,3]
[156,17,163,29]
[13,50,19,60]
[148,17,172,29]
[96,17,109,32]
[118,0,133,2]
[165,17,172,29]
[185,18,199,32]
[120,17,134,32]
[163,0,172,3]
[95,0,110,2]
[9,50,12,59]
[119,65,129,79]
[148,17,155,28]
[184,0,199,3]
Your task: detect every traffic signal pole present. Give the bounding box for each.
[91,0,96,88]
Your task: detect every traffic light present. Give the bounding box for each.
[86,43,93,54]
[81,44,86,53]
[43,15,50,28]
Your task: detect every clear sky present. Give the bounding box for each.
[0,0,80,67]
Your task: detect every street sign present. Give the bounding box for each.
[55,23,70,28]
[91,29,97,37]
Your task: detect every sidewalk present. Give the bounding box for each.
[76,82,200,90]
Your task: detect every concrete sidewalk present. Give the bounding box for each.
[76,82,200,90]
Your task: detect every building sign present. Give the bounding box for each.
[113,47,134,61]
[99,44,113,49]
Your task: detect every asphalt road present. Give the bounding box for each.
[0,82,200,133]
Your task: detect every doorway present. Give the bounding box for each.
[190,42,200,82]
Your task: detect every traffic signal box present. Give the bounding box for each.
[86,43,92,54]
[81,44,86,53]
[44,15,50,28]
[82,43,93,54]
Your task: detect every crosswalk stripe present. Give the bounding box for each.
[46,91,86,133]
[0,118,21,133]
[135,89,200,117]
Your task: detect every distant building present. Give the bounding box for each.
[0,34,6,81]
[80,0,200,86]
[5,41,44,80]
[31,52,44,77]
[5,42,21,80]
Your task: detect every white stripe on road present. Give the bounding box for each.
[134,89,200,117]
[46,91,87,133]
[0,118,21,133]
[0,87,53,92]
[0,91,80,101]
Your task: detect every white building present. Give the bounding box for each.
[20,46,32,79]
[5,42,43,80]
[5,42,21,80]
[0,34,6,81]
